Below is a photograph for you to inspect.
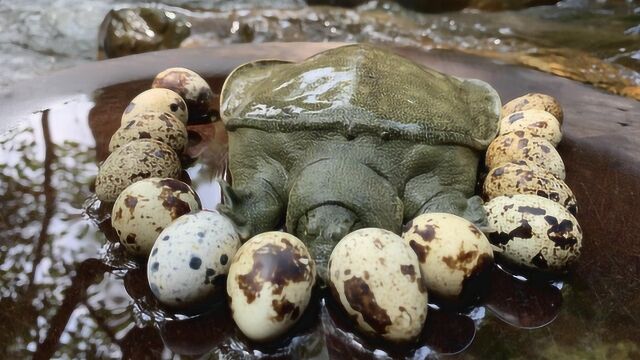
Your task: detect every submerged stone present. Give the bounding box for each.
[98,7,191,59]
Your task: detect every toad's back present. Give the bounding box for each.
[221,44,501,150]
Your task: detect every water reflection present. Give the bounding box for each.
[0,101,110,358]
[485,266,562,329]
[1,73,639,359]
[0,82,491,359]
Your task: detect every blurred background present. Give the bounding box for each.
[0,0,638,100]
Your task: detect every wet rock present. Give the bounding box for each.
[468,0,560,11]
[395,0,559,12]
[395,0,469,13]
[1,0,638,102]
[181,6,640,100]
[98,7,191,59]
[305,0,370,7]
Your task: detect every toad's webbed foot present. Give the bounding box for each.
[404,173,486,227]
[418,193,487,227]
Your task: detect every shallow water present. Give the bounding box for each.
[0,92,560,359]
[1,57,639,358]
[0,0,638,99]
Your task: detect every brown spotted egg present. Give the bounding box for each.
[483,162,577,214]
[152,67,213,123]
[328,228,428,342]
[484,195,582,272]
[148,210,241,307]
[121,88,188,125]
[110,112,188,154]
[501,93,563,124]
[111,178,201,257]
[95,139,181,202]
[227,232,316,342]
[498,109,562,147]
[485,131,566,180]
[402,213,494,302]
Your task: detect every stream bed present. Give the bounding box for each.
[0,0,639,99]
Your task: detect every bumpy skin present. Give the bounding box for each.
[219,44,501,267]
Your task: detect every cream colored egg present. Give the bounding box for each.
[485,131,565,179]
[402,213,494,301]
[498,109,562,146]
[484,195,582,272]
[110,112,188,154]
[328,228,428,342]
[501,93,563,124]
[148,210,241,308]
[483,162,577,214]
[95,139,181,202]
[111,178,201,257]
[121,88,188,125]
[227,232,316,342]
[152,67,213,123]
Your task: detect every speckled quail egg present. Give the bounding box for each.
[110,112,188,154]
[328,228,428,342]
[483,162,577,214]
[152,67,213,123]
[95,139,181,202]
[121,88,188,125]
[148,210,241,308]
[484,194,582,272]
[501,93,564,124]
[402,213,494,302]
[111,178,201,257]
[485,131,566,180]
[498,109,562,147]
[227,232,316,342]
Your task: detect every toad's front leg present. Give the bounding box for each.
[218,157,287,241]
[402,147,486,227]
[410,185,486,227]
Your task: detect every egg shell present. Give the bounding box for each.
[110,112,188,154]
[227,232,316,342]
[122,88,188,125]
[328,228,428,342]
[483,162,577,214]
[152,67,213,123]
[498,109,562,146]
[148,210,241,308]
[484,195,582,272]
[111,178,201,257]
[95,139,181,202]
[501,93,563,124]
[485,131,566,180]
[402,213,494,301]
